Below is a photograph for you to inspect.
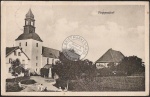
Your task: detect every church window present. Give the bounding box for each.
[36,56,38,60]
[14,51,16,56]
[19,43,21,46]
[36,43,38,47]
[36,68,37,71]
[47,58,49,64]
[18,52,21,56]
[26,42,27,46]
[36,63,38,66]
[9,58,12,63]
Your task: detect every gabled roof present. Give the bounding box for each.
[42,46,60,59]
[6,46,30,60]
[96,48,124,63]
[15,32,43,42]
[43,64,52,69]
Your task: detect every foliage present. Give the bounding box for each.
[40,68,49,77]
[6,82,23,92]
[6,76,30,82]
[117,56,145,75]
[21,79,36,85]
[52,52,96,80]
[11,59,25,77]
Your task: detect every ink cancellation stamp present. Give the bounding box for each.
[1,1,149,96]
[62,35,88,61]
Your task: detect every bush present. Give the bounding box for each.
[6,82,23,92]
[21,79,36,85]
[6,76,30,82]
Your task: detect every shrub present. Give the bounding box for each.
[6,82,23,92]
[21,79,36,85]
[6,76,30,82]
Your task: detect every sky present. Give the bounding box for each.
[4,2,145,62]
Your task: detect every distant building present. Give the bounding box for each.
[6,46,30,78]
[6,9,60,78]
[95,48,125,69]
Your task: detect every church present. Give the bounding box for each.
[6,9,60,78]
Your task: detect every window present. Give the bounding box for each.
[9,58,12,63]
[14,51,16,56]
[18,52,21,56]
[36,63,38,66]
[31,21,34,26]
[36,43,38,47]
[36,56,38,60]
[36,68,37,71]
[47,58,49,64]
[19,43,21,46]
[9,67,12,73]
[26,42,27,46]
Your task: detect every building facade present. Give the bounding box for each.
[95,48,125,69]
[6,9,60,77]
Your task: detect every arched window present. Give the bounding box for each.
[9,58,12,63]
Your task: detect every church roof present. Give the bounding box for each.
[43,64,52,69]
[6,46,30,60]
[26,8,34,19]
[15,32,43,42]
[96,48,124,63]
[42,46,60,59]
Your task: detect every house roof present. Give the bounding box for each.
[6,46,30,60]
[96,48,125,63]
[42,46,60,59]
[43,64,52,69]
[15,32,43,42]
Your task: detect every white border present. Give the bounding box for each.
[1,1,149,96]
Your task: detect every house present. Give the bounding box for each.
[6,9,60,77]
[95,48,125,69]
[6,46,30,78]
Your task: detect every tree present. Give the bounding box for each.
[11,59,25,80]
[117,56,145,75]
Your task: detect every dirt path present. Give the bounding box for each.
[21,76,59,92]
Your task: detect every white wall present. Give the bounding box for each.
[42,56,59,67]
[15,39,42,74]
[96,63,109,69]
[6,48,29,78]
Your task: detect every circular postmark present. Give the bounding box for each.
[62,35,89,61]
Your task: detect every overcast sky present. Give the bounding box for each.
[4,2,145,62]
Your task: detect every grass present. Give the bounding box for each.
[6,76,36,92]
[6,82,23,92]
[68,76,145,91]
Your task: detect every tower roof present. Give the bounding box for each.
[26,8,34,19]
[16,33,43,42]
[96,48,125,63]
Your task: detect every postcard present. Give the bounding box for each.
[1,1,149,96]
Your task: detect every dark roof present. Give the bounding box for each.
[6,46,30,60]
[6,46,19,56]
[96,48,125,63]
[43,64,52,69]
[15,32,43,42]
[42,46,60,58]
[26,8,34,20]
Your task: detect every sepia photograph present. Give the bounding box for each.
[1,1,149,96]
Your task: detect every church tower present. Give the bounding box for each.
[15,9,43,74]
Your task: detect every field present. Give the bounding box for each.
[70,76,145,91]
